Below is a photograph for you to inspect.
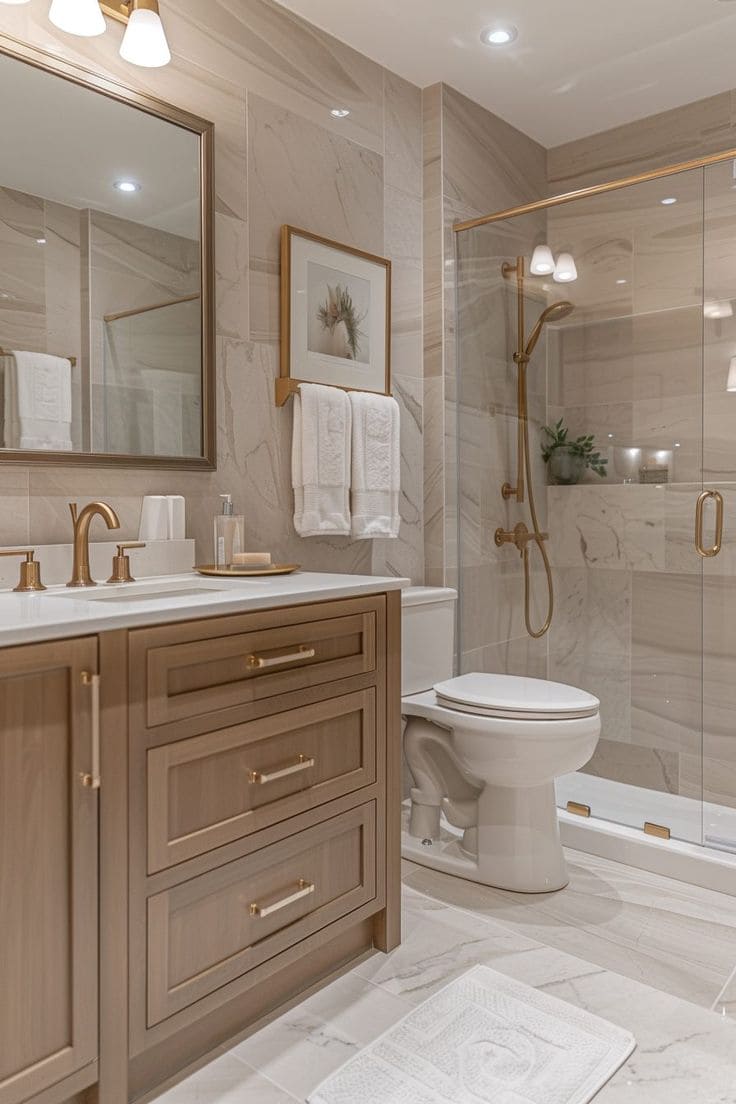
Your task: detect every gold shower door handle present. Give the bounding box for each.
[695,490,724,558]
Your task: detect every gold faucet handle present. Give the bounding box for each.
[0,549,46,592]
[69,502,78,524]
[107,542,146,584]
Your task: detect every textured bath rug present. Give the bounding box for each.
[308,965,635,1104]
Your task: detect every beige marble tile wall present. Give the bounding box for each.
[423,83,549,675]
[546,96,736,810]
[0,0,424,581]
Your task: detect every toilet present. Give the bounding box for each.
[401,586,601,893]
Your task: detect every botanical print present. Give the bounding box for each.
[307,261,371,364]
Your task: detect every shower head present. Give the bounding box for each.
[523,300,574,360]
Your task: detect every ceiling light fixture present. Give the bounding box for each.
[660,196,678,205]
[114,179,141,193]
[35,237,46,245]
[553,252,578,283]
[40,1,171,67]
[480,24,518,46]
[330,108,351,118]
[530,245,555,275]
[616,278,628,285]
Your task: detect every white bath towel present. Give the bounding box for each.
[349,390,400,539]
[2,351,73,451]
[292,383,352,536]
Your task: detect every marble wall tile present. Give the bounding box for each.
[548,484,665,571]
[384,73,422,198]
[248,93,384,344]
[580,738,679,795]
[548,90,735,192]
[0,468,30,547]
[461,635,548,679]
[169,0,385,156]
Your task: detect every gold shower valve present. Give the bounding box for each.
[494,523,548,555]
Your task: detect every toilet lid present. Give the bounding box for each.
[433,673,600,721]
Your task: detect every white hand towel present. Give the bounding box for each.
[349,391,401,539]
[292,383,352,537]
[2,351,73,451]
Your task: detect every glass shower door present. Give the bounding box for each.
[701,159,736,854]
[456,167,708,845]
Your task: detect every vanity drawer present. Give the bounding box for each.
[137,600,380,732]
[145,803,376,1027]
[146,689,377,872]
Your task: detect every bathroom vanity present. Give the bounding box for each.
[0,573,403,1104]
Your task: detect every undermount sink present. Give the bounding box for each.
[46,579,226,603]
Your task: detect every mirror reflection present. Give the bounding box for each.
[0,51,205,461]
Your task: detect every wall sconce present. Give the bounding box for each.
[3,0,171,67]
[528,244,578,283]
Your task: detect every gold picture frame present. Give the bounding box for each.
[277,225,392,406]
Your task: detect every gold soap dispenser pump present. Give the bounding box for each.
[214,494,245,568]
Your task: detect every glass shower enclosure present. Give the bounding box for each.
[455,156,736,853]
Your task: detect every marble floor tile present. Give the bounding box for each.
[228,973,414,1099]
[402,850,736,1008]
[155,1052,297,1104]
[713,965,736,1020]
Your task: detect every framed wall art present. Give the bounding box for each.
[277,225,391,405]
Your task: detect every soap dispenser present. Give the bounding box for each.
[214,494,245,568]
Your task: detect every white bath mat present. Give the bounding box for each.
[308,965,635,1104]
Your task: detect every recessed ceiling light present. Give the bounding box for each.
[660,196,678,205]
[330,108,350,118]
[35,237,46,245]
[674,442,681,448]
[480,24,518,46]
[114,180,141,193]
[616,278,628,285]
[608,433,614,438]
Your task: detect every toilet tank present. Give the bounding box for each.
[401,586,458,695]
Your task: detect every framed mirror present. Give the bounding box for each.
[0,35,215,469]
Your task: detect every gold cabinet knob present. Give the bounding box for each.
[0,549,46,592]
[107,542,146,584]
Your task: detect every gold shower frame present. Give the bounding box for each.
[0,32,216,471]
[453,147,736,232]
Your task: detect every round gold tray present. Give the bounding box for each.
[194,563,301,578]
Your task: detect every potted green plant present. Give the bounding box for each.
[541,418,608,485]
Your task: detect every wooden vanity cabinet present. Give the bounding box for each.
[0,638,100,1104]
[1,589,401,1104]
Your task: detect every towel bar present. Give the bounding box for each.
[0,347,77,368]
[275,376,391,407]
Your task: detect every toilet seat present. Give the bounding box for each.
[433,673,600,721]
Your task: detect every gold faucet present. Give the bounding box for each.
[67,501,121,587]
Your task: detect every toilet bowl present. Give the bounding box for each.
[400,588,601,893]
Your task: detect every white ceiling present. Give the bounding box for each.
[0,53,200,238]
[274,0,736,147]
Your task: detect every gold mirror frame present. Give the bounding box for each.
[0,32,216,470]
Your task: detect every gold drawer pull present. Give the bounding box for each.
[249,879,315,918]
[249,753,315,785]
[245,645,316,670]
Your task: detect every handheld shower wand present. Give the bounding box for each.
[495,256,574,638]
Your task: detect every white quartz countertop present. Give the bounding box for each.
[0,571,408,647]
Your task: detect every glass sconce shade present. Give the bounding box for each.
[49,0,106,35]
[727,357,736,392]
[530,245,555,275]
[553,252,578,283]
[119,4,171,67]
